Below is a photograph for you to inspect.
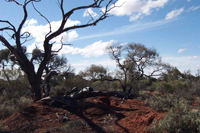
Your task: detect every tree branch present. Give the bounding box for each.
[32,1,52,38]
[0,20,16,32]
[0,35,15,50]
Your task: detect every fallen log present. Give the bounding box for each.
[72,90,134,100]
[38,95,76,107]
[38,89,134,108]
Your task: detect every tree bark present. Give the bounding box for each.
[28,75,42,101]
[72,90,134,100]
[38,90,134,108]
[32,83,42,101]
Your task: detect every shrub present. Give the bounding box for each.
[51,85,68,96]
[0,102,15,119]
[150,99,200,133]
[91,80,120,91]
[145,94,167,111]
[155,81,173,94]
[61,120,85,133]
[138,91,151,100]
[171,80,193,100]
[146,84,156,91]
[145,93,178,111]
[17,97,33,112]
[0,96,32,119]
[137,79,150,90]
[191,80,200,96]
[91,81,109,91]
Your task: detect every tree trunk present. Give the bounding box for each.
[28,75,42,101]
[31,83,42,101]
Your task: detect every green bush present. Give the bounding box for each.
[17,97,33,112]
[137,79,150,90]
[51,85,68,96]
[155,81,173,94]
[145,93,178,111]
[146,84,156,91]
[0,102,15,119]
[145,94,166,111]
[150,99,200,133]
[0,96,32,119]
[191,80,200,96]
[138,91,150,100]
[171,80,193,100]
[91,80,120,91]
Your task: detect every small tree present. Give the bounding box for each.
[0,0,116,101]
[79,64,109,80]
[31,48,74,75]
[108,43,169,93]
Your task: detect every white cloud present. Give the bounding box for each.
[83,8,99,18]
[52,40,115,57]
[165,8,184,20]
[163,55,200,75]
[107,0,168,21]
[193,56,198,59]
[187,6,200,12]
[22,19,80,43]
[71,58,116,73]
[24,18,37,26]
[77,19,172,40]
[178,49,186,53]
[78,40,114,57]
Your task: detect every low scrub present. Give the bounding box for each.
[61,120,85,133]
[145,93,174,111]
[0,96,32,119]
[150,99,200,133]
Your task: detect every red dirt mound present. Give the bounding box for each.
[2,96,165,133]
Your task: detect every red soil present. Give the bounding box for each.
[2,96,165,133]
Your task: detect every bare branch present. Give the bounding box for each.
[20,31,33,44]
[31,2,52,38]
[51,37,72,53]
[0,27,14,31]
[0,35,15,52]
[57,0,65,17]
[6,0,23,6]
[0,20,16,32]
[86,9,95,24]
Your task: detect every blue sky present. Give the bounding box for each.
[1,0,200,75]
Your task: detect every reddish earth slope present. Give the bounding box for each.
[2,96,164,133]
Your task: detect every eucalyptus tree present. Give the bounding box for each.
[108,43,169,93]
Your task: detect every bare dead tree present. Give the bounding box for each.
[0,0,117,101]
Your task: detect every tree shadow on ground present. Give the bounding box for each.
[62,101,138,133]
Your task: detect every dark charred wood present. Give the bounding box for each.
[38,95,76,108]
[38,89,134,109]
[72,90,134,100]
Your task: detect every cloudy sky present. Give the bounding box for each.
[1,0,200,75]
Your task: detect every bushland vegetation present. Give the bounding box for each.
[1,1,200,132]
[1,46,200,132]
